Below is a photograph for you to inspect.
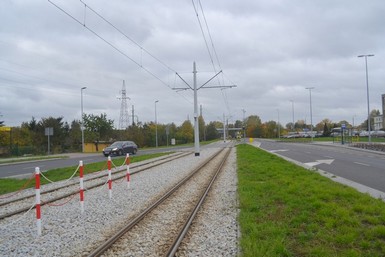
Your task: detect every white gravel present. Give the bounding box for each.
[177,147,238,257]
[0,142,239,257]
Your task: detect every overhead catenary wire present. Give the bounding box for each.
[47,0,193,104]
[78,0,178,74]
[191,0,235,117]
[191,0,217,75]
[198,0,222,72]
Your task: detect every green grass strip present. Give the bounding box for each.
[237,144,385,257]
[0,152,170,195]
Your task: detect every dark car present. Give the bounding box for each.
[102,141,138,157]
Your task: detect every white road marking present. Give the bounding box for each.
[354,162,370,167]
[304,159,334,167]
[269,149,288,153]
[324,156,334,159]
[317,159,334,165]
[304,162,320,167]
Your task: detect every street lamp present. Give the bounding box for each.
[277,109,280,139]
[305,87,314,142]
[358,54,374,143]
[155,100,159,148]
[81,87,87,153]
[290,100,295,131]
[242,109,246,143]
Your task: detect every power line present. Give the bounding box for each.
[198,0,222,72]
[48,1,170,88]
[191,0,234,117]
[191,0,217,73]
[47,0,193,104]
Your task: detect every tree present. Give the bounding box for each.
[246,115,262,138]
[198,115,206,141]
[263,120,279,138]
[38,116,68,153]
[68,120,82,151]
[176,120,194,144]
[83,113,114,142]
[286,122,294,131]
[323,123,330,136]
[295,120,306,130]
[206,121,220,140]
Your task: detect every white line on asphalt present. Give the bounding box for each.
[324,156,333,159]
[354,162,370,167]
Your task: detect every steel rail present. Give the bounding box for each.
[0,152,191,220]
[87,148,227,257]
[165,147,232,256]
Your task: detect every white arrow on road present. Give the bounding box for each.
[304,159,334,167]
[269,149,288,153]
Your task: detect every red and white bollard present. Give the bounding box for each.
[79,161,85,213]
[126,154,130,189]
[108,156,112,199]
[35,167,42,236]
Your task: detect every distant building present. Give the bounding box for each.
[382,94,385,129]
[374,115,383,131]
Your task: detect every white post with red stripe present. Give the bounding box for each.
[108,156,112,199]
[126,153,130,189]
[35,167,42,236]
[79,161,85,213]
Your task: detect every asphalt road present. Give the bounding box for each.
[0,145,194,179]
[257,139,385,193]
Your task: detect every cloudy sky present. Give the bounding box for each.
[1,0,384,129]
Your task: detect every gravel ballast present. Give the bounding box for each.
[0,143,238,257]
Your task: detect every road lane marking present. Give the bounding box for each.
[324,156,333,159]
[269,149,288,153]
[304,159,334,167]
[354,162,370,167]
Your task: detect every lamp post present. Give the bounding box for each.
[305,87,314,142]
[81,87,87,153]
[277,109,280,139]
[155,100,159,148]
[290,100,294,131]
[242,109,246,143]
[358,54,374,143]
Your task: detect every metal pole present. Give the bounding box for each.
[81,87,87,152]
[290,100,294,131]
[306,87,314,142]
[193,62,200,156]
[242,109,246,143]
[358,54,374,143]
[155,100,159,148]
[277,109,280,139]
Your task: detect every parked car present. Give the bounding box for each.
[102,141,138,157]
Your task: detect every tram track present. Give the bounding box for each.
[87,145,232,256]
[0,151,191,220]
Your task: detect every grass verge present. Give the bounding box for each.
[0,152,170,195]
[237,144,385,256]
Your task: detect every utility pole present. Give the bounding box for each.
[223,113,226,142]
[193,62,199,155]
[242,109,246,143]
[358,54,374,143]
[306,87,315,142]
[174,62,236,156]
[118,80,130,130]
[131,105,135,126]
